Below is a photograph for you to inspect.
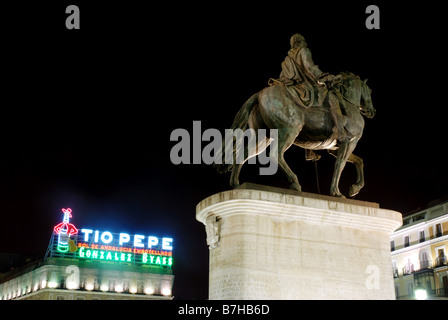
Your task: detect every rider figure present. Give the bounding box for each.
[279,33,350,141]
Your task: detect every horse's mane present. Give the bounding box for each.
[335,72,361,98]
[339,72,360,81]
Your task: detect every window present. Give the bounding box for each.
[419,230,425,243]
[404,235,410,247]
[413,213,426,222]
[420,252,429,269]
[435,247,447,267]
[391,240,395,251]
[435,224,443,237]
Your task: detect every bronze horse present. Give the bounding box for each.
[215,73,376,198]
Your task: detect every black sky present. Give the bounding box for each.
[1,1,446,299]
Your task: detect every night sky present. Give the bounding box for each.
[1,2,446,299]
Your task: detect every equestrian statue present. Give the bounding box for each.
[214,34,376,198]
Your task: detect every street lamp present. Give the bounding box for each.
[415,282,427,300]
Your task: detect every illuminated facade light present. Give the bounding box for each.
[66,282,78,290]
[100,284,109,292]
[114,284,124,293]
[415,282,428,300]
[85,283,94,291]
[415,289,427,300]
[161,288,172,296]
[144,287,154,295]
[129,280,137,294]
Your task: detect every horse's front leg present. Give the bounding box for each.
[273,127,302,191]
[330,140,359,198]
[230,163,242,188]
[328,149,364,197]
[347,153,364,197]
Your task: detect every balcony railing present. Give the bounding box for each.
[400,260,433,276]
[403,263,414,275]
[397,257,447,278]
[393,268,399,278]
[418,259,432,270]
[435,256,448,268]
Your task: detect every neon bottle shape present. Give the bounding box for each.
[58,226,69,252]
[54,208,78,253]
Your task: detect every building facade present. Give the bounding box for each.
[0,257,174,300]
[390,200,448,299]
[0,208,174,300]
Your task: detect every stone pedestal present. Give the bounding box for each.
[196,183,402,300]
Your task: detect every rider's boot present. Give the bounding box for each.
[329,93,352,142]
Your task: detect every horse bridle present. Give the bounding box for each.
[330,81,373,118]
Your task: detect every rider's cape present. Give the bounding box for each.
[278,47,328,108]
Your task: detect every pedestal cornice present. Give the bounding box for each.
[197,183,402,233]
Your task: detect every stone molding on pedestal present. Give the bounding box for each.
[196,183,402,300]
[197,183,401,236]
[204,213,220,249]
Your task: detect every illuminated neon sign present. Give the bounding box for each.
[77,247,173,267]
[75,230,173,267]
[50,208,174,268]
[78,229,173,251]
[53,208,78,252]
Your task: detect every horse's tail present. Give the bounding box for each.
[214,92,259,174]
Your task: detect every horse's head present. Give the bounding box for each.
[338,73,376,119]
[359,78,376,119]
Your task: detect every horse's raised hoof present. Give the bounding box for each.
[349,184,362,198]
[290,182,302,192]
